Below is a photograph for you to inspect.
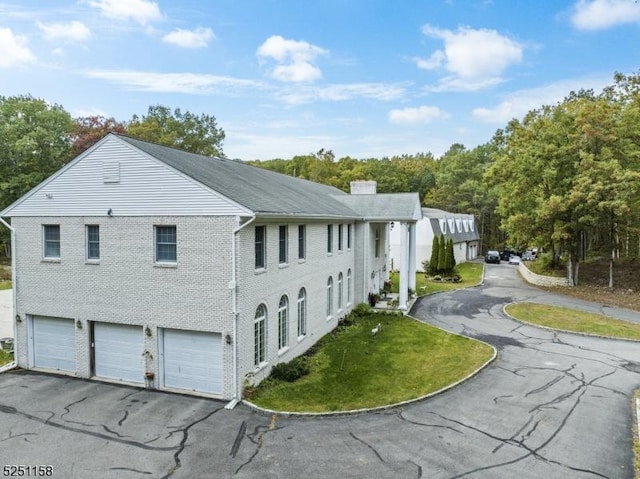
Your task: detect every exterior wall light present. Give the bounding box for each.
[15,314,21,323]
[76,320,82,329]
[145,326,152,337]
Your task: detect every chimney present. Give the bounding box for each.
[350,180,377,195]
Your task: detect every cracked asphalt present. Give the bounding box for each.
[1,264,640,478]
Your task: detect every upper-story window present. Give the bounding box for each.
[86,225,100,261]
[255,226,266,269]
[338,224,343,252]
[374,227,380,258]
[298,225,306,260]
[43,224,60,259]
[279,225,288,264]
[347,224,352,249]
[155,226,177,263]
[327,225,333,254]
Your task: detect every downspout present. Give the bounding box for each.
[0,217,17,372]
[224,215,256,410]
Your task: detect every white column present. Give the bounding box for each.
[399,222,408,310]
[408,223,416,293]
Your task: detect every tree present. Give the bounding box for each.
[70,115,127,157]
[429,234,440,275]
[437,234,447,273]
[446,238,456,273]
[0,95,72,210]
[127,105,225,157]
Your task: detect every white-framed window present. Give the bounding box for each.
[327,224,333,254]
[337,272,343,311]
[86,225,100,260]
[297,288,307,338]
[155,225,177,263]
[278,295,289,350]
[326,276,333,318]
[255,225,266,269]
[254,304,267,366]
[338,224,343,251]
[43,224,61,259]
[298,225,306,260]
[347,224,352,249]
[374,227,380,258]
[279,225,288,264]
[347,269,352,305]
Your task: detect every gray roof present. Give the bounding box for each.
[423,208,480,242]
[334,194,422,221]
[117,134,359,219]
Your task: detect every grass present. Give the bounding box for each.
[0,281,11,290]
[0,349,13,367]
[249,313,494,412]
[505,303,640,340]
[391,262,484,296]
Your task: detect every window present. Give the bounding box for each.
[255,226,266,269]
[337,272,343,311]
[43,225,60,259]
[297,288,307,337]
[254,304,267,366]
[155,226,177,263]
[278,295,289,350]
[86,225,100,260]
[279,225,288,264]
[347,224,352,249]
[298,225,306,260]
[326,276,333,318]
[338,224,343,252]
[347,269,352,305]
[327,225,333,254]
[374,227,380,258]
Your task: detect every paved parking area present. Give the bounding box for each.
[1,267,640,478]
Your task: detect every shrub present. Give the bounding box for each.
[270,356,310,382]
[353,302,372,317]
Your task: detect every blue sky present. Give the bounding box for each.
[1,0,639,160]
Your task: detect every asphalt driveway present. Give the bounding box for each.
[1,265,640,478]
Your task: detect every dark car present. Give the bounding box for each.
[485,250,501,263]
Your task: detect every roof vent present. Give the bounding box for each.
[350,180,377,195]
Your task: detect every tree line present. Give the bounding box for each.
[1,72,639,288]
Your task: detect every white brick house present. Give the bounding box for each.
[0,134,421,403]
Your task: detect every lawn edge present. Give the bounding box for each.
[242,314,497,418]
[503,302,640,343]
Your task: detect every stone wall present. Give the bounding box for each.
[518,262,569,287]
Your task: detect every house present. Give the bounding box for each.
[0,133,421,404]
[389,207,480,274]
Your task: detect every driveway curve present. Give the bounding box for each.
[1,264,640,478]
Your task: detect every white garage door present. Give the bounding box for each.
[94,323,143,383]
[32,316,76,372]
[162,329,222,394]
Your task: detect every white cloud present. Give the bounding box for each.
[162,27,214,48]
[276,82,406,105]
[37,20,91,42]
[388,105,450,124]
[571,0,640,30]
[87,0,163,25]
[417,24,523,90]
[427,76,506,92]
[83,69,263,94]
[472,75,612,124]
[0,27,36,68]
[257,35,328,82]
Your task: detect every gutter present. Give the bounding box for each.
[225,215,256,410]
[0,217,17,372]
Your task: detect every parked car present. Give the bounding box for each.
[508,255,521,265]
[485,250,501,264]
[501,248,518,261]
[522,251,536,261]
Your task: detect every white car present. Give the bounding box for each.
[508,255,521,265]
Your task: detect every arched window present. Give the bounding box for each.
[337,272,343,311]
[347,269,352,305]
[297,288,307,338]
[254,304,267,366]
[278,295,289,350]
[326,276,333,318]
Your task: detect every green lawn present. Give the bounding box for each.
[249,313,494,412]
[505,303,640,340]
[0,349,13,367]
[0,281,11,290]
[391,262,484,296]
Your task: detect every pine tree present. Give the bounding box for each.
[437,234,447,273]
[429,235,440,275]
[446,238,456,273]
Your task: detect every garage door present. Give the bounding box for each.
[162,329,222,394]
[94,323,143,383]
[32,316,76,372]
